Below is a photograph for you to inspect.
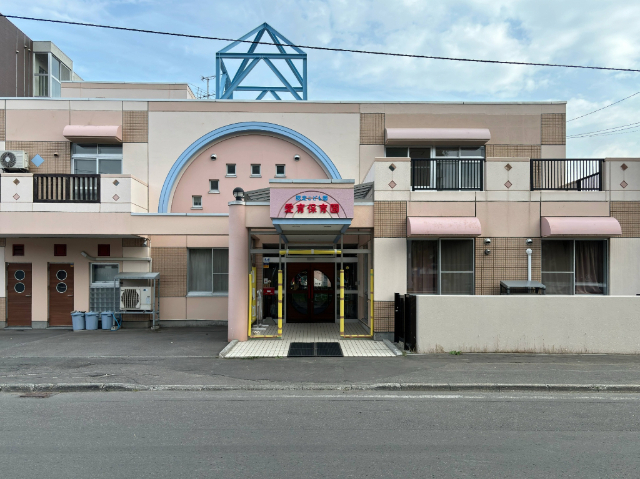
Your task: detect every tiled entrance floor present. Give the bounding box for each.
[224,323,396,358]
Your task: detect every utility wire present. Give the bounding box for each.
[568,128,640,139]
[3,13,640,73]
[567,121,640,138]
[567,91,640,122]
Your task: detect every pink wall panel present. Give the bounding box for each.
[170,134,329,213]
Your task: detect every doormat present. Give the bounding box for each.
[288,342,343,357]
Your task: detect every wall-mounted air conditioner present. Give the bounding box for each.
[0,150,29,170]
[120,287,154,311]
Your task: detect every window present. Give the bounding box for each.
[13,244,25,256]
[251,164,261,177]
[91,263,119,284]
[410,146,484,191]
[385,147,409,157]
[542,240,607,295]
[188,249,229,294]
[407,239,474,294]
[192,195,203,209]
[97,244,111,257]
[72,144,123,174]
[54,244,67,257]
[34,53,49,97]
[275,164,286,177]
[33,53,72,98]
[226,164,236,177]
[209,179,219,193]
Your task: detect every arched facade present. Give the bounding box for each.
[158,122,342,213]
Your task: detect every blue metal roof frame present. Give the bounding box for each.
[216,23,307,100]
[157,122,341,213]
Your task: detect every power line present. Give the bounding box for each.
[567,121,640,138]
[3,13,640,74]
[567,91,640,122]
[568,128,640,139]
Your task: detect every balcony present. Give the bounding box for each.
[33,174,100,203]
[411,158,484,191]
[0,173,148,212]
[530,159,603,191]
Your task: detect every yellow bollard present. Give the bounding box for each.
[248,272,253,338]
[277,269,283,336]
[370,269,374,337]
[339,269,344,336]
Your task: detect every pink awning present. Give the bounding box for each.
[63,125,122,143]
[407,217,482,236]
[385,128,491,146]
[541,216,622,237]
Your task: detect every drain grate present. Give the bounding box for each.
[287,342,343,358]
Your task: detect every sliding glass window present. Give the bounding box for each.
[408,239,474,294]
[541,240,607,295]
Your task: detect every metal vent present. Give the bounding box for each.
[120,288,141,309]
[1,151,17,168]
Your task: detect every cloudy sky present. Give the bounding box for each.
[4,0,640,157]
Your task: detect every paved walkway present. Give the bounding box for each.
[1,327,640,391]
[227,323,395,358]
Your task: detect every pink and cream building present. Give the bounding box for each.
[1,82,639,352]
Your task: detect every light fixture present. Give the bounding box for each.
[526,238,533,245]
[484,249,491,255]
[210,154,217,160]
[484,238,491,244]
[294,155,300,161]
[232,187,245,201]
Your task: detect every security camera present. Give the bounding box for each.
[526,238,533,245]
[294,155,300,161]
[210,154,217,160]
[484,238,491,244]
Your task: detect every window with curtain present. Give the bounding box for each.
[72,144,123,174]
[542,240,606,295]
[408,239,474,295]
[188,248,229,294]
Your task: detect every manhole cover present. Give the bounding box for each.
[287,342,343,358]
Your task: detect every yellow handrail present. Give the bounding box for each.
[278,269,283,336]
[370,268,374,336]
[279,249,341,255]
[339,269,344,336]
[247,272,252,338]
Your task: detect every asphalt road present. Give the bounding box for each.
[1,390,639,478]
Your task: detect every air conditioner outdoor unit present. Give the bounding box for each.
[0,150,29,170]
[120,287,154,311]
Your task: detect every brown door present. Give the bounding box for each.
[287,263,335,323]
[7,263,32,327]
[49,264,74,326]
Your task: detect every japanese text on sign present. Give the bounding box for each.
[284,203,339,214]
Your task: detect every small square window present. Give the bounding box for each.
[209,180,219,193]
[97,244,111,257]
[13,244,24,256]
[54,244,67,257]
[226,164,236,177]
[251,164,261,177]
[192,195,203,208]
[276,164,286,177]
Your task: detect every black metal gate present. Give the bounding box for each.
[394,293,416,351]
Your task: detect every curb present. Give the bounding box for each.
[218,339,238,358]
[2,383,640,393]
[382,339,403,356]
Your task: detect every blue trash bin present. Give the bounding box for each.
[101,312,114,330]
[85,312,99,330]
[71,312,85,331]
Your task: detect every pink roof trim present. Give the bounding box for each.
[541,216,622,237]
[63,125,123,143]
[385,128,491,145]
[407,216,482,236]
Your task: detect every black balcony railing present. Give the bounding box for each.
[412,158,484,191]
[530,159,603,191]
[33,174,101,203]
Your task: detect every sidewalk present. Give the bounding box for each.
[1,327,640,392]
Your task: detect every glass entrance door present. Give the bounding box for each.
[287,263,335,323]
